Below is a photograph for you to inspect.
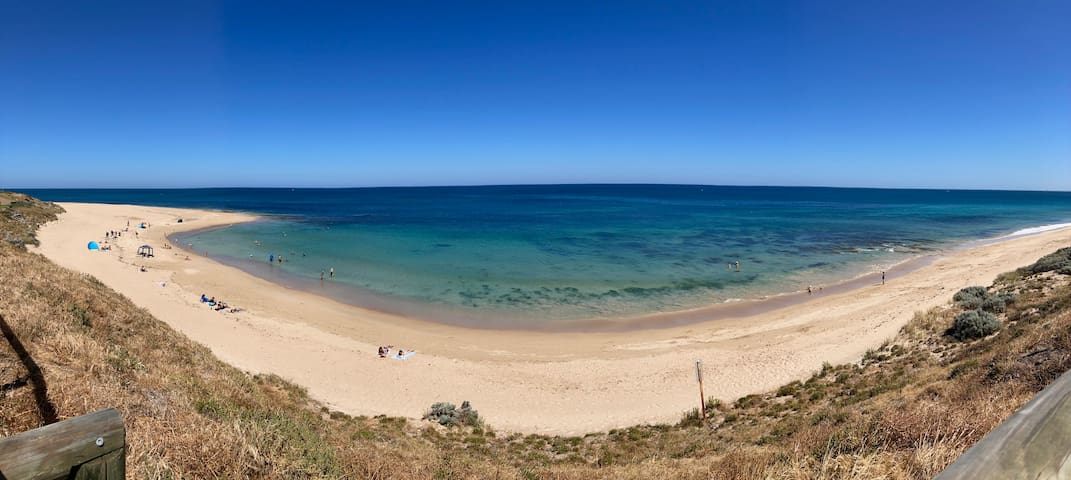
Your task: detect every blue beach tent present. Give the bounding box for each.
[87,241,99,250]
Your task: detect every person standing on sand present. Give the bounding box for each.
[882,271,885,285]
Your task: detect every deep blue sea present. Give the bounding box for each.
[22,185,1071,326]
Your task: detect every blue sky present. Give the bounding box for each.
[1,1,1068,190]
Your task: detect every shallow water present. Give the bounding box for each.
[26,185,1071,325]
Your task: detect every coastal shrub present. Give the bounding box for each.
[678,408,702,427]
[457,401,480,426]
[776,381,802,397]
[982,292,1017,313]
[953,286,988,309]
[953,286,1016,313]
[981,296,1008,314]
[1023,247,1071,275]
[424,401,480,427]
[947,310,1001,341]
[425,402,456,425]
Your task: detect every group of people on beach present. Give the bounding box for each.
[377,345,415,360]
[199,293,241,313]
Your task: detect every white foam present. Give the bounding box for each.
[1001,223,1071,238]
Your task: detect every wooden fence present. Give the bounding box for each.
[935,368,1071,479]
[0,408,125,480]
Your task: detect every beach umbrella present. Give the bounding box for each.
[87,241,99,250]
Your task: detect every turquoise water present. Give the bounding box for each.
[25,186,1071,326]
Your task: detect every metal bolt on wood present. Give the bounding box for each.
[0,408,126,480]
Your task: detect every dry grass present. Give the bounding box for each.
[2,191,1070,479]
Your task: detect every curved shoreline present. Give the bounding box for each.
[169,216,943,333]
[33,202,1071,434]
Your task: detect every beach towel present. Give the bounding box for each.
[391,351,417,361]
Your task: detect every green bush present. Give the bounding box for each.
[953,286,988,309]
[1023,247,1071,275]
[983,292,1017,313]
[423,400,481,427]
[981,296,1007,313]
[947,310,1001,341]
[953,286,1016,313]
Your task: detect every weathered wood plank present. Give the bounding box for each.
[935,368,1071,479]
[104,447,126,480]
[72,454,105,480]
[0,408,124,480]
[72,447,124,480]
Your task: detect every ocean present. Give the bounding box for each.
[23,185,1071,328]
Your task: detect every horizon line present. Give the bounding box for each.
[5,183,1071,194]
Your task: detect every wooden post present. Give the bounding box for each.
[696,360,707,424]
[0,408,125,480]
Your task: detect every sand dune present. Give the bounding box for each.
[33,202,1071,434]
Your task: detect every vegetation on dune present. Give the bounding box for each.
[952,285,1016,313]
[425,401,482,428]
[1021,246,1071,276]
[0,192,63,248]
[947,309,1000,341]
[2,191,1070,479]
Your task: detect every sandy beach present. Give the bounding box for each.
[33,202,1071,435]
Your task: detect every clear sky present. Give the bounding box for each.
[1,1,1068,190]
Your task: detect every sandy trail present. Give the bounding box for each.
[33,202,1071,434]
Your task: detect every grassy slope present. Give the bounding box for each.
[1,191,1069,479]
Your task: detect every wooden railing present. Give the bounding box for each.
[935,368,1071,479]
[0,408,125,480]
